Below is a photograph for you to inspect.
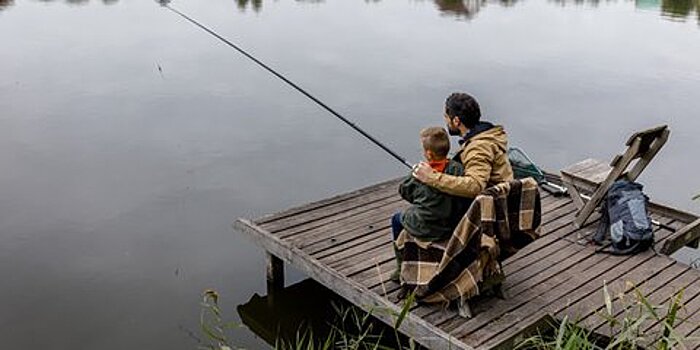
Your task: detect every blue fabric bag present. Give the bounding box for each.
[593,179,654,255]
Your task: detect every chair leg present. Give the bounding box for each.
[561,173,585,211]
[458,299,473,319]
[493,283,506,300]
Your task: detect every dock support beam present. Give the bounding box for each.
[266,252,284,306]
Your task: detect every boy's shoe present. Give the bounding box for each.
[390,268,401,283]
[390,243,402,283]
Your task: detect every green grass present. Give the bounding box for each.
[197,288,417,350]
[199,281,693,350]
[516,282,689,350]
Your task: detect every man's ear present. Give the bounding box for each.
[452,116,461,127]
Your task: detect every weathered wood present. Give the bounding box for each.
[555,219,677,326]
[450,244,614,340]
[666,285,700,343]
[572,161,611,183]
[625,127,670,181]
[661,219,700,255]
[311,225,391,259]
[560,126,672,229]
[255,178,401,225]
[560,158,602,175]
[489,313,557,350]
[598,265,699,338]
[268,193,400,236]
[562,172,587,210]
[586,262,688,332]
[266,253,284,306]
[284,196,403,243]
[476,252,668,349]
[235,166,699,350]
[653,219,686,251]
[502,202,578,267]
[560,158,610,210]
[324,229,392,264]
[503,209,593,275]
[266,253,284,292]
[295,204,403,253]
[572,143,638,228]
[234,219,476,350]
[463,217,675,346]
[352,258,395,287]
[562,171,697,224]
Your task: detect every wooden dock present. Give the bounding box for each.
[234,164,700,349]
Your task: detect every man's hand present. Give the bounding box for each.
[412,162,434,183]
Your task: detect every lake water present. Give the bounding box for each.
[1,0,699,348]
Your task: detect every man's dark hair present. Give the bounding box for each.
[445,93,481,129]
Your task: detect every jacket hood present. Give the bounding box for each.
[460,122,508,153]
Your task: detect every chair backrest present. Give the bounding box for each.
[568,125,670,228]
[612,125,669,182]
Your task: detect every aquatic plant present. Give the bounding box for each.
[200,281,689,350]
[199,289,244,350]
[197,287,416,350]
[274,293,417,350]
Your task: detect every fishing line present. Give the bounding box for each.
[161,3,413,169]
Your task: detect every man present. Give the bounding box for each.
[412,92,514,206]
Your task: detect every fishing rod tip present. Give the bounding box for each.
[156,0,171,7]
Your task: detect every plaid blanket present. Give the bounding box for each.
[395,178,541,304]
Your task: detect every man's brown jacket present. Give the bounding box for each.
[423,122,514,198]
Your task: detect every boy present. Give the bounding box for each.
[391,127,465,280]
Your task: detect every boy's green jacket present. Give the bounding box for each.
[399,160,465,241]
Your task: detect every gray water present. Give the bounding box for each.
[1,0,699,348]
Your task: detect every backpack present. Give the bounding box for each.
[592,179,654,255]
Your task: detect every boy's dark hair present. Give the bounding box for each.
[445,92,481,129]
[420,127,450,158]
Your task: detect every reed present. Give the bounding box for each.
[197,288,416,350]
[516,282,689,350]
[199,281,691,349]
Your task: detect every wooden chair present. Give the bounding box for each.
[560,125,670,228]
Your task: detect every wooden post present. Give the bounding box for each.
[266,252,284,306]
[661,219,700,255]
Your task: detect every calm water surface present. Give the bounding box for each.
[1,0,699,348]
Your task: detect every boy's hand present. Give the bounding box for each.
[412,162,434,183]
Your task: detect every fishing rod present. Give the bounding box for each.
[160,2,571,197]
[160,3,413,170]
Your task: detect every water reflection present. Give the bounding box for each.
[1,0,697,25]
[433,0,520,19]
[237,279,408,349]
[659,0,700,22]
[434,0,485,18]
[0,0,13,11]
[235,0,262,12]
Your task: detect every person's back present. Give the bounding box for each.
[399,158,464,241]
[413,92,514,200]
[390,127,465,282]
[391,127,465,242]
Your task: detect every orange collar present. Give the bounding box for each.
[428,159,449,173]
